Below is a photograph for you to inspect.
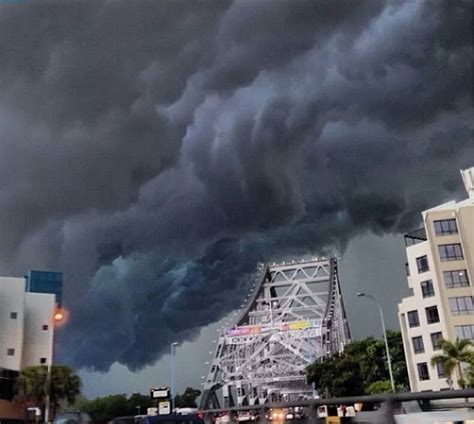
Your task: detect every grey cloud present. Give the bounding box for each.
[0,0,472,370]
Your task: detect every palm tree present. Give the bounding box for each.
[430,338,473,389]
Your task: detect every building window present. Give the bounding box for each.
[438,244,463,261]
[434,219,458,236]
[417,362,430,381]
[449,296,474,316]
[416,255,429,273]
[405,262,410,276]
[426,306,440,324]
[455,325,474,341]
[436,362,445,378]
[10,312,17,319]
[431,332,443,350]
[42,325,49,331]
[443,270,470,288]
[7,348,15,356]
[40,358,47,364]
[412,336,425,354]
[420,280,435,298]
[407,310,420,328]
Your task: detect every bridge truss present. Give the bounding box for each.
[200,258,351,409]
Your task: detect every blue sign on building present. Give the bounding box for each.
[25,270,63,305]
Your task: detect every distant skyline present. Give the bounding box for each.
[0,0,472,395]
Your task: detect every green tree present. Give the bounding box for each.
[306,353,364,397]
[127,393,154,415]
[78,393,155,423]
[430,338,473,389]
[306,331,409,396]
[466,357,474,388]
[15,365,81,417]
[365,380,392,395]
[174,387,201,408]
[79,394,129,423]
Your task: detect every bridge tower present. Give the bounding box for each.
[200,257,351,409]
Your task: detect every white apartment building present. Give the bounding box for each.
[0,276,56,373]
[399,167,474,392]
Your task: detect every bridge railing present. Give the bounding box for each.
[200,388,474,424]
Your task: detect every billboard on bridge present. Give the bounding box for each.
[225,319,321,337]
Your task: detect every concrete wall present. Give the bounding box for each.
[22,292,55,368]
[0,277,55,371]
[0,277,26,371]
[399,239,449,392]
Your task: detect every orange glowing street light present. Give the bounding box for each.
[52,307,69,328]
[54,310,64,321]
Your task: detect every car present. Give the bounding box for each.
[110,416,139,424]
[214,413,233,424]
[236,411,257,422]
[266,409,286,421]
[53,412,92,424]
[142,413,204,424]
[288,407,304,420]
[0,420,27,424]
[176,408,199,415]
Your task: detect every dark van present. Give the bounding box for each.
[142,414,204,424]
[112,415,204,424]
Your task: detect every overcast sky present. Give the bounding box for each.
[0,0,472,397]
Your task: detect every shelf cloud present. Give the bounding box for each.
[0,0,472,370]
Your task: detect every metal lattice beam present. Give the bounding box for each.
[200,258,351,409]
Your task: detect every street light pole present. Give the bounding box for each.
[357,292,396,392]
[44,308,65,423]
[170,342,178,414]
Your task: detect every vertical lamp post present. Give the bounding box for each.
[170,342,178,414]
[44,308,65,423]
[357,292,396,392]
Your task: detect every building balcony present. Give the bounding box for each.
[404,227,427,247]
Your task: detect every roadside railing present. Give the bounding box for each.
[201,388,474,424]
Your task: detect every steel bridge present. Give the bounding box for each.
[200,257,351,409]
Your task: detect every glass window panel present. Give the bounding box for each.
[412,336,424,354]
[430,332,443,350]
[426,306,440,324]
[421,280,434,298]
[408,310,420,328]
[455,325,474,340]
[416,255,429,273]
[436,362,445,378]
[449,296,474,315]
[434,219,458,235]
[417,362,430,381]
[438,244,464,261]
[444,270,470,288]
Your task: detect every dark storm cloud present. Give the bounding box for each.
[0,0,472,370]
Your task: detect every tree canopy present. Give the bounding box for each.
[78,393,156,423]
[78,388,201,423]
[306,330,409,397]
[15,365,81,414]
[174,387,201,408]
